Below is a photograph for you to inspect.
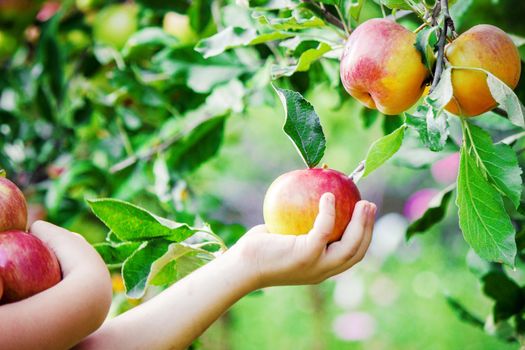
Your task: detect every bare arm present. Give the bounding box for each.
[78,194,376,350]
[0,221,113,350]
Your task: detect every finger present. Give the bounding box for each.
[323,201,369,268]
[307,192,336,250]
[245,224,268,235]
[332,203,376,275]
[30,221,100,276]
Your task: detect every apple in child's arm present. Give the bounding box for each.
[0,176,28,232]
[0,230,61,303]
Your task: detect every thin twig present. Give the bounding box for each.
[334,4,350,35]
[429,0,454,93]
[301,0,346,32]
[110,113,216,173]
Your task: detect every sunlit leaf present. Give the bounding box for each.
[363,124,406,177]
[456,147,516,266]
[274,86,326,168]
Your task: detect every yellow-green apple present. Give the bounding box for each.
[163,12,197,44]
[340,18,428,115]
[0,177,27,232]
[93,3,138,50]
[0,230,61,303]
[445,24,521,117]
[263,168,361,243]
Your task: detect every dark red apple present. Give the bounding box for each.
[0,176,28,232]
[0,230,61,304]
[263,168,361,242]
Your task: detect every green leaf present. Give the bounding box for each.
[415,27,437,73]
[166,115,226,173]
[195,27,257,58]
[350,0,366,20]
[255,13,324,30]
[467,124,522,207]
[380,0,412,10]
[406,186,454,239]
[406,105,449,152]
[486,74,525,128]
[122,239,171,298]
[363,124,406,177]
[428,67,453,110]
[274,86,326,168]
[188,0,213,34]
[272,42,332,78]
[122,27,179,59]
[483,271,525,322]
[94,241,142,268]
[449,0,473,28]
[446,296,484,329]
[456,147,516,266]
[154,48,249,93]
[150,244,214,286]
[87,198,197,242]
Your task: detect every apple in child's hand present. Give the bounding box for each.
[0,176,28,232]
[263,167,361,243]
[0,230,61,304]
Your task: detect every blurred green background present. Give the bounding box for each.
[1,0,524,349]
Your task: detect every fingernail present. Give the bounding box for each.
[325,193,334,204]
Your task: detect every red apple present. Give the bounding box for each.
[0,230,61,304]
[263,168,361,242]
[0,177,28,232]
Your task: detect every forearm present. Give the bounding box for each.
[78,248,257,350]
[0,266,112,350]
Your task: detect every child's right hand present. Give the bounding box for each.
[230,193,376,288]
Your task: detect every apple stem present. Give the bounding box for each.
[429,0,455,94]
[349,161,365,182]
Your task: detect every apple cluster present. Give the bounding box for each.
[0,176,61,304]
[340,19,521,117]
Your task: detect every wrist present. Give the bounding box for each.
[217,246,261,294]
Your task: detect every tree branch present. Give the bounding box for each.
[301,0,347,32]
[429,0,455,93]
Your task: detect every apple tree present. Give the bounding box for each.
[1,0,525,345]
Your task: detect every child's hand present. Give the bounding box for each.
[231,193,376,288]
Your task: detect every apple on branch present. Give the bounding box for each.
[340,18,429,115]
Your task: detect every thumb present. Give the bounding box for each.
[307,192,336,250]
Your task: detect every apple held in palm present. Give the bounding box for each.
[264,167,361,243]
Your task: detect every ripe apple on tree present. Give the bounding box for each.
[339,18,429,115]
[163,12,198,44]
[444,24,521,117]
[93,3,138,50]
